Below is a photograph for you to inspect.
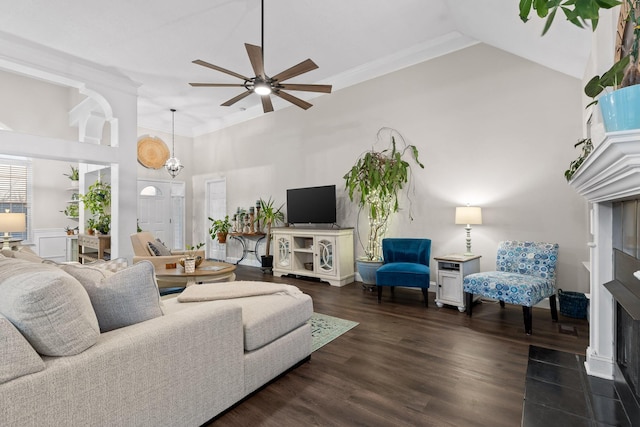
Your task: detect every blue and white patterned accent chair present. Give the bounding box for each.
[462,241,559,335]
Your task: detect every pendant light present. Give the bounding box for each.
[164,108,183,178]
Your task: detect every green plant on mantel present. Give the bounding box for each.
[565,138,594,181]
[519,0,640,105]
[343,128,424,261]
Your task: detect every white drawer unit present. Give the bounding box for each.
[434,254,481,312]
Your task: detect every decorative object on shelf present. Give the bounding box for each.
[565,138,593,181]
[255,197,285,271]
[164,108,184,178]
[137,135,170,169]
[0,211,25,250]
[65,226,78,236]
[80,180,111,235]
[520,0,640,132]
[64,165,79,188]
[189,0,332,113]
[86,218,96,235]
[454,205,482,256]
[62,203,79,219]
[209,215,232,243]
[343,127,424,284]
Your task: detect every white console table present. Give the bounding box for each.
[272,227,354,287]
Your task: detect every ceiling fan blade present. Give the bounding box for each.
[271,59,318,83]
[192,59,250,81]
[279,83,332,93]
[261,95,274,113]
[274,90,313,110]
[221,91,252,107]
[189,83,246,87]
[245,44,266,79]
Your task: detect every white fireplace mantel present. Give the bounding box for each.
[570,130,640,203]
[569,129,640,379]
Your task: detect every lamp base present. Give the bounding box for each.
[2,235,11,250]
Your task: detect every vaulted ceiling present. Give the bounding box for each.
[0,0,591,136]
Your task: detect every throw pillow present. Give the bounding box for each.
[86,257,129,272]
[147,239,172,257]
[0,258,100,356]
[61,261,163,333]
[0,314,45,384]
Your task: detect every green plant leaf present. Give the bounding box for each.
[519,0,533,22]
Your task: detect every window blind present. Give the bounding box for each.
[0,156,32,242]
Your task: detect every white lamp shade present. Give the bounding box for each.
[455,206,482,225]
[0,213,26,232]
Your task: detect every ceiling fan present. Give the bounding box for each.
[189,0,332,113]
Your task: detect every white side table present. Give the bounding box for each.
[434,254,481,312]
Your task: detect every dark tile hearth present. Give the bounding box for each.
[523,346,634,427]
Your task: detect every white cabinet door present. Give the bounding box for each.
[315,236,336,277]
[437,271,462,305]
[274,234,291,271]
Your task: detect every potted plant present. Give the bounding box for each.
[80,181,111,234]
[64,165,79,188]
[86,218,96,235]
[520,0,640,131]
[343,128,424,284]
[255,197,285,271]
[208,215,232,243]
[180,242,205,270]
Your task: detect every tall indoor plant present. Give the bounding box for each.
[255,197,285,271]
[520,0,640,130]
[343,128,424,283]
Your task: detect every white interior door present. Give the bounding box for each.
[205,178,226,260]
[137,180,173,247]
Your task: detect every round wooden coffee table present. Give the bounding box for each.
[154,260,236,287]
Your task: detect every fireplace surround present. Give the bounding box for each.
[570,130,640,416]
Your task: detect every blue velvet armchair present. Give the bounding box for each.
[463,240,559,335]
[376,238,431,306]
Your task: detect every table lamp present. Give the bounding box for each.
[0,211,26,250]
[455,206,482,256]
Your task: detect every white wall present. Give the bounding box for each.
[191,43,590,292]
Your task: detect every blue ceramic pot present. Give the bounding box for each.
[599,85,640,132]
[356,259,383,284]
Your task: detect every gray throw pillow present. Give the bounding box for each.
[0,258,100,356]
[147,239,172,256]
[0,314,45,384]
[61,261,163,332]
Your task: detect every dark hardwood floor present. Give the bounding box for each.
[209,266,589,426]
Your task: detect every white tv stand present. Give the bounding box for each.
[271,227,354,287]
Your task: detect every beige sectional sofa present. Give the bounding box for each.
[0,256,312,426]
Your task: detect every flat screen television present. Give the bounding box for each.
[286,185,337,224]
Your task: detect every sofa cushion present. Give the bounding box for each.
[0,314,45,384]
[230,292,313,351]
[1,245,43,263]
[61,261,163,332]
[0,258,100,356]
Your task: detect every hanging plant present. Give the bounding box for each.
[565,138,593,181]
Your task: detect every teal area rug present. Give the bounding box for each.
[308,312,358,352]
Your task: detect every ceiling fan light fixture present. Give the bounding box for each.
[254,80,272,95]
